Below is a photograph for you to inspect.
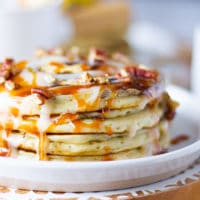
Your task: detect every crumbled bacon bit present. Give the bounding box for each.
[31,88,53,104]
[88,48,107,66]
[120,66,159,90]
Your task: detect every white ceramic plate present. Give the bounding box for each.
[0,85,199,192]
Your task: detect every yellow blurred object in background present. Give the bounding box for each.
[63,0,96,9]
[64,0,131,54]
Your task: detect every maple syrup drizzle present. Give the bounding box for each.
[12,75,30,87]
[49,62,91,74]
[9,107,19,117]
[0,130,10,157]
[9,87,32,97]
[49,83,126,96]
[80,64,90,71]
[102,146,112,161]
[49,85,88,95]
[105,126,113,135]
[49,61,65,73]
[53,113,79,125]
[39,132,47,160]
[28,68,37,87]
[18,120,39,135]
[15,61,27,71]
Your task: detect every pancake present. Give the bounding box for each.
[13,104,162,134]
[0,83,161,115]
[15,123,169,161]
[7,120,168,157]
[0,48,178,161]
[17,147,149,161]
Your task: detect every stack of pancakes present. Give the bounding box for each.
[0,48,178,161]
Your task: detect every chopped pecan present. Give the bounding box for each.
[78,72,111,85]
[121,66,159,90]
[31,88,54,105]
[88,48,107,67]
[0,58,19,83]
[4,58,14,65]
[31,88,54,99]
[0,70,9,80]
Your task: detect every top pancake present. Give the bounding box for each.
[0,48,163,117]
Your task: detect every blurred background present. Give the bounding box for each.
[1,0,200,89]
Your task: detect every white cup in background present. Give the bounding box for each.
[0,0,73,60]
[192,28,200,97]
